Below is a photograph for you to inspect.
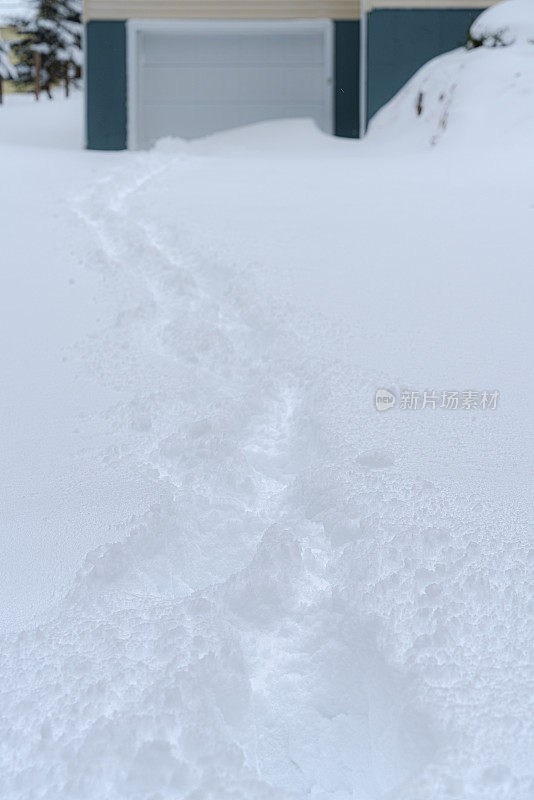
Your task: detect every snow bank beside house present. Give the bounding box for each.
[369,0,534,148]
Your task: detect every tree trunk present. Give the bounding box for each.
[65,65,69,98]
[34,51,40,101]
[0,76,3,106]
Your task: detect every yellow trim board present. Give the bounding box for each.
[369,0,496,7]
[83,0,496,21]
[84,0,361,21]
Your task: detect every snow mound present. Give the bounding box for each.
[369,0,534,149]
[154,118,349,158]
[471,0,534,46]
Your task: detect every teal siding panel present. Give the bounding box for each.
[334,20,360,138]
[367,8,482,121]
[86,21,127,150]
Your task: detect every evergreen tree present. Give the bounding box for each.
[13,0,82,98]
[0,32,17,104]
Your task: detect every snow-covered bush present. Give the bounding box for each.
[13,0,82,97]
[469,0,534,48]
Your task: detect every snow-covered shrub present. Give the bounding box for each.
[469,0,534,48]
[466,27,508,50]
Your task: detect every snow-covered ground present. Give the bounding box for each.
[1,4,533,798]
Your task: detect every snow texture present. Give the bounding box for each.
[0,0,30,26]
[0,3,533,798]
[471,0,534,45]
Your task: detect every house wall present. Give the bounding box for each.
[84,1,491,150]
[367,8,483,120]
[335,21,360,138]
[86,21,127,149]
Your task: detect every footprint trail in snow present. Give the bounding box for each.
[0,152,532,800]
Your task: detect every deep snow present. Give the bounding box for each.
[1,6,533,799]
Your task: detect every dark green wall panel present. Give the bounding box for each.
[367,9,482,121]
[86,21,127,150]
[334,20,360,138]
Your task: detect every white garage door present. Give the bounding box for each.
[127,20,333,149]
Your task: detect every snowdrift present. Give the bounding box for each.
[369,0,534,149]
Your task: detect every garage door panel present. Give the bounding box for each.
[142,65,327,105]
[145,102,327,142]
[142,32,327,66]
[130,21,333,147]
